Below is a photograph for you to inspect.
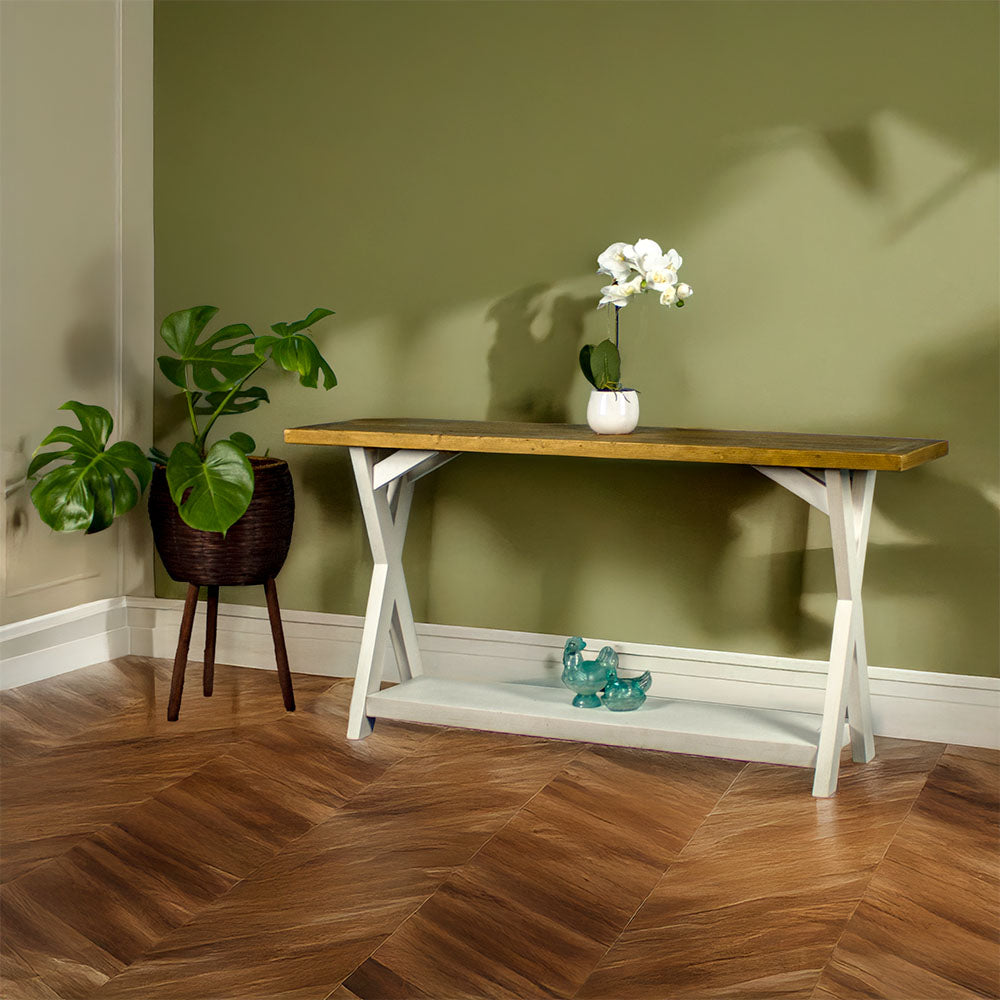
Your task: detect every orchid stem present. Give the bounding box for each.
[615,306,620,352]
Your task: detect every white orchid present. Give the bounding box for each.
[584,237,694,393]
[596,242,635,284]
[630,238,664,273]
[598,275,643,309]
[641,255,679,291]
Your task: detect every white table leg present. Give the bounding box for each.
[347,446,430,739]
[812,469,876,796]
[755,465,877,795]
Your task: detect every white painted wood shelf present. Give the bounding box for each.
[367,676,851,768]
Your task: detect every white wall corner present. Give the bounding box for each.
[0,597,130,689]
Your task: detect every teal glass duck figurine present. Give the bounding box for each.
[562,637,616,708]
[601,663,653,711]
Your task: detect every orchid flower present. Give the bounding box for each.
[596,242,635,284]
[631,238,663,272]
[598,275,643,309]
[642,256,679,291]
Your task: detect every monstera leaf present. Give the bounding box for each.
[28,401,151,533]
[227,432,255,454]
[165,440,254,535]
[254,308,336,389]
[157,305,260,392]
[191,385,269,416]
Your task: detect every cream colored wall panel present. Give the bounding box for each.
[0,1,154,625]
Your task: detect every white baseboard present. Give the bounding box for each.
[3,596,998,750]
[0,598,131,688]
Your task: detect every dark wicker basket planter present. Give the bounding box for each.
[148,457,297,722]
[149,457,294,586]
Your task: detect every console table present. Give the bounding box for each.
[284,419,947,796]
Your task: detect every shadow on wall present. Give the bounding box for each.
[425,454,781,649]
[486,286,593,423]
[6,250,123,557]
[863,324,1000,670]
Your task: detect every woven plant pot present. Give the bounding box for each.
[149,457,294,586]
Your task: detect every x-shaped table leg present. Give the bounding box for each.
[347,446,457,739]
[347,447,422,738]
[812,468,876,796]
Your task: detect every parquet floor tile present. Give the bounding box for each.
[575,738,947,1000]
[90,727,582,1000]
[0,658,157,766]
[1,658,996,1000]
[812,745,1000,1000]
[343,747,745,1000]
[77,657,336,746]
[1,730,233,883]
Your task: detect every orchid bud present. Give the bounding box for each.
[676,283,694,300]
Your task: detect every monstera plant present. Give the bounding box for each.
[29,305,335,536]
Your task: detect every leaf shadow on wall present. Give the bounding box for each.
[486,286,593,423]
[861,325,1000,672]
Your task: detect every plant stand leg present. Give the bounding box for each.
[168,583,199,721]
[264,577,295,712]
[203,585,219,697]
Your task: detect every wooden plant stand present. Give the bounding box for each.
[167,578,295,721]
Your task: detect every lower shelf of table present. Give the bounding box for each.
[365,676,850,767]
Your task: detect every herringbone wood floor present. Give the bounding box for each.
[0,656,996,1000]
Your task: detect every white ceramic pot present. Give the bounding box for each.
[587,389,639,435]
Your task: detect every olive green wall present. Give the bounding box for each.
[153,1,999,677]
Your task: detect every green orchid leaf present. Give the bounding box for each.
[29,402,150,533]
[589,339,621,390]
[157,306,260,392]
[579,344,598,388]
[228,432,255,454]
[166,440,253,536]
[255,310,337,389]
[191,385,270,415]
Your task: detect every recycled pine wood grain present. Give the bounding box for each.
[1,658,995,1000]
[284,417,949,471]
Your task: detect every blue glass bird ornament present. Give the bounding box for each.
[561,637,617,708]
[601,661,653,711]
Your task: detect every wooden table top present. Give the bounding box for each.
[284,418,948,472]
